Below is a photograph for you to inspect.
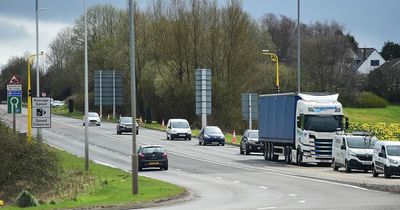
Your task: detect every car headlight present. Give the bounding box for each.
[204,134,210,138]
[249,140,256,144]
[350,151,357,157]
[389,158,398,164]
[171,130,177,134]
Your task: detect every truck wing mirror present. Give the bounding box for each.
[297,116,301,128]
[345,117,349,130]
[378,152,385,158]
[341,145,346,150]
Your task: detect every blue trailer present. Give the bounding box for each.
[259,93,346,165]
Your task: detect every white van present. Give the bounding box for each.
[166,119,191,140]
[332,134,377,172]
[372,141,400,178]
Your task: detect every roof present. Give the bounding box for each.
[353,48,379,71]
[169,119,188,122]
[373,57,400,73]
[375,141,400,146]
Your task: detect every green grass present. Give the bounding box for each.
[52,105,83,119]
[344,105,400,124]
[3,149,186,209]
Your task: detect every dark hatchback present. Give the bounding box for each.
[240,129,263,155]
[198,126,225,146]
[138,145,168,171]
[117,117,139,135]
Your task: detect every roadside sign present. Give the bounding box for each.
[9,75,20,84]
[7,96,22,114]
[7,84,22,91]
[41,92,46,97]
[32,97,51,128]
[7,91,22,96]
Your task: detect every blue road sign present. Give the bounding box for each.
[7,90,22,96]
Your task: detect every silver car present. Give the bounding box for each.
[117,116,139,135]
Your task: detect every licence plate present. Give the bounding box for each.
[179,134,186,136]
[149,162,159,166]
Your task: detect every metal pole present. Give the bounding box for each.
[276,56,280,93]
[129,0,138,195]
[100,70,102,119]
[12,108,16,135]
[35,0,42,140]
[248,94,252,130]
[84,0,89,172]
[297,0,301,93]
[27,58,32,143]
[201,70,207,128]
[113,70,116,119]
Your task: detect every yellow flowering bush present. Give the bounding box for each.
[349,122,400,141]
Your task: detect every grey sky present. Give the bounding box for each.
[0,0,399,67]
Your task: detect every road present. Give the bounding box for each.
[1,106,399,210]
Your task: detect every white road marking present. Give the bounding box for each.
[176,168,181,171]
[288,194,297,197]
[233,180,241,183]
[257,207,276,210]
[298,200,306,203]
[259,186,268,189]
[216,177,222,179]
[93,160,118,169]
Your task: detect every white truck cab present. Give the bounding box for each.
[372,141,400,178]
[332,134,377,172]
[166,119,192,140]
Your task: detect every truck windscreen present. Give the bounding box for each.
[304,115,343,132]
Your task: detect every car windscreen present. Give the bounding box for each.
[304,115,343,132]
[347,137,376,149]
[248,131,258,138]
[205,127,222,134]
[172,122,189,128]
[387,145,400,156]
[120,117,132,123]
[88,113,98,117]
[142,147,165,154]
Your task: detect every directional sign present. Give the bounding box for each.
[7,91,22,97]
[32,97,51,128]
[8,96,22,114]
[7,84,22,91]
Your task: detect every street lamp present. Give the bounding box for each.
[27,52,44,143]
[36,0,47,140]
[262,50,280,93]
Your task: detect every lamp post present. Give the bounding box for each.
[27,52,43,143]
[36,0,47,140]
[262,50,280,93]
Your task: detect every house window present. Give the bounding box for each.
[371,60,380,66]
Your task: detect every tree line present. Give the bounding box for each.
[0,0,380,131]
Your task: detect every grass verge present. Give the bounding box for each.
[3,148,186,210]
[344,105,400,124]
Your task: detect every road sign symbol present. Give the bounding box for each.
[9,75,19,84]
[41,92,46,97]
[32,97,51,128]
[7,96,22,114]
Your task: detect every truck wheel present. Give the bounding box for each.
[332,159,339,171]
[285,146,292,164]
[372,164,378,177]
[345,160,351,173]
[384,165,391,178]
[263,144,268,160]
[240,143,244,154]
[296,148,303,166]
[268,143,273,160]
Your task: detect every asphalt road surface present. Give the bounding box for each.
[1,106,399,210]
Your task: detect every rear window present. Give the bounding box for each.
[142,147,165,154]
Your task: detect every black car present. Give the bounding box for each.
[198,126,225,146]
[240,129,263,155]
[138,145,168,171]
[117,117,139,135]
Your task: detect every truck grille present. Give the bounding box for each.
[313,138,332,159]
[356,154,372,161]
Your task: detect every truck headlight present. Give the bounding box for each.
[389,158,398,164]
[350,151,357,157]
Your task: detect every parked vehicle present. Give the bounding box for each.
[198,126,225,146]
[52,100,63,107]
[240,130,263,155]
[332,134,377,172]
[372,141,400,178]
[117,117,139,135]
[166,119,191,140]
[258,93,348,165]
[83,112,101,126]
[138,145,168,171]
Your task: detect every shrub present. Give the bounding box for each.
[355,92,389,108]
[349,122,400,141]
[16,191,37,208]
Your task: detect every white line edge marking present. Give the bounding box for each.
[260,186,268,189]
[288,194,297,197]
[234,180,241,183]
[257,207,276,210]
[298,200,306,203]
[93,160,118,169]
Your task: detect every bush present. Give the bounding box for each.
[355,92,389,108]
[349,122,400,141]
[16,191,37,207]
[0,121,61,201]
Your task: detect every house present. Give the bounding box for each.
[351,48,385,74]
[368,57,400,102]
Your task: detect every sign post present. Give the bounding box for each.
[242,93,259,129]
[7,76,22,134]
[195,69,212,128]
[32,97,51,128]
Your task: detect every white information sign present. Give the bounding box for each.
[32,97,51,128]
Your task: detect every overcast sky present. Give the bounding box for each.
[0,0,399,67]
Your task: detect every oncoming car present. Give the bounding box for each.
[117,117,139,135]
[240,129,263,155]
[138,145,168,171]
[198,126,225,146]
[83,112,101,126]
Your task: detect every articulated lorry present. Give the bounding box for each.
[259,93,348,165]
